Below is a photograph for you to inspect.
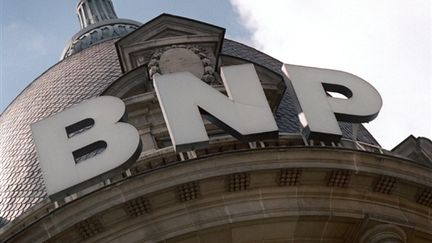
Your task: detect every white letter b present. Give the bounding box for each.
[31,96,142,198]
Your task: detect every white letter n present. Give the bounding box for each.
[154,64,279,152]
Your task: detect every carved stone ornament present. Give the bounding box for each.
[66,24,138,57]
[147,45,217,84]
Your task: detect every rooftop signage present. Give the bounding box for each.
[31,63,382,198]
[31,96,142,198]
[154,64,279,152]
[282,64,382,142]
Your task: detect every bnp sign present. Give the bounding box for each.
[31,63,382,198]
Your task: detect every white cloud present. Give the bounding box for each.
[230,0,432,149]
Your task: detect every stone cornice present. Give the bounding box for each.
[2,145,432,242]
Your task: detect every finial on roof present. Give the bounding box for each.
[76,0,118,29]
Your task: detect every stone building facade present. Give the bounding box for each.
[0,1,431,242]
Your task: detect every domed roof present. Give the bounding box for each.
[0,37,379,226]
[0,39,122,225]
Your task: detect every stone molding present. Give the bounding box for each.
[360,224,407,243]
[2,146,432,242]
[61,19,141,60]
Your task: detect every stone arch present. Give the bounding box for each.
[360,224,407,243]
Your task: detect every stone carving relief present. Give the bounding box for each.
[147,45,218,84]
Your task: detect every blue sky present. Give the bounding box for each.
[1,0,431,149]
[0,0,249,113]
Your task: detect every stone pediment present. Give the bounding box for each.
[148,28,195,39]
[116,14,225,73]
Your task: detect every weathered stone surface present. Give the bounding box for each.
[159,48,205,78]
[2,147,432,242]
